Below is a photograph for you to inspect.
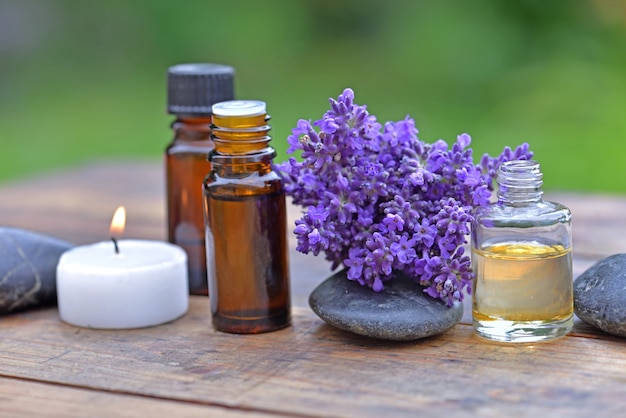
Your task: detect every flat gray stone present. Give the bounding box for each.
[309,269,463,341]
[0,227,73,314]
[574,254,626,337]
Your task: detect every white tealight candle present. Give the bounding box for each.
[56,206,189,329]
[57,240,188,329]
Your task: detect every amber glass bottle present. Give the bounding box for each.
[203,100,291,333]
[166,63,234,295]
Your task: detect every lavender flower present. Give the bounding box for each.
[278,88,532,306]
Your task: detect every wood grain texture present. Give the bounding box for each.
[0,377,277,418]
[1,299,625,418]
[1,160,626,417]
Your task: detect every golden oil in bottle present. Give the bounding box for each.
[472,242,573,326]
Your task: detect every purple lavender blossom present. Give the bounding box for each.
[278,88,532,306]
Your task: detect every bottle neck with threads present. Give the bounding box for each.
[497,160,543,205]
[210,100,275,176]
[170,116,213,142]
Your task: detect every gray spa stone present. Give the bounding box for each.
[0,227,73,314]
[309,269,463,341]
[574,253,626,337]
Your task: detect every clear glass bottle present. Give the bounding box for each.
[203,100,291,334]
[166,63,234,295]
[471,160,573,343]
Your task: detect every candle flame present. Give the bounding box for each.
[110,206,126,236]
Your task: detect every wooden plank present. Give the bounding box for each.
[1,161,626,417]
[0,377,276,418]
[1,298,625,418]
[548,191,626,259]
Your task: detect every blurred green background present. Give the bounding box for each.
[1,0,625,192]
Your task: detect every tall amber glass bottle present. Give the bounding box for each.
[166,63,234,295]
[203,100,291,333]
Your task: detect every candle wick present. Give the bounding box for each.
[111,237,119,254]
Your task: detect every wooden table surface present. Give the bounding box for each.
[1,160,625,417]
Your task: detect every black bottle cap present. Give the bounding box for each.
[167,63,235,115]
